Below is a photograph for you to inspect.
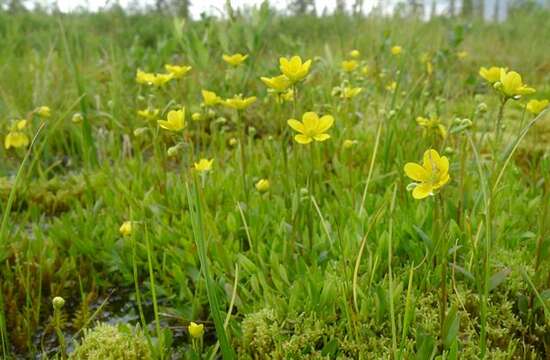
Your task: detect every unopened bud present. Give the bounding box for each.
[52,296,65,310]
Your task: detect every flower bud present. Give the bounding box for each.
[52,296,65,310]
[133,127,148,137]
[343,139,357,149]
[229,137,238,146]
[192,112,202,121]
[188,322,204,338]
[443,146,454,155]
[72,113,83,124]
[477,103,487,113]
[255,179,270,192]
[474,94,484,102]
[350,49,360,59]
[167,145,179,157]
[460,118,473,127]
[119,221,132,236]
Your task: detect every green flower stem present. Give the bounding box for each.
[53,307,66,358]
[308,143,316,251]
[145,225,164,359]
[434,194,448,345]
[237,110,249,203]
[186,179,235,360]
[494,97,508,147]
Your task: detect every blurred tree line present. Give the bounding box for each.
[0,0,548,20]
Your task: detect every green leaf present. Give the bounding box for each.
[489,268,511,292]
[443,305,460,349]
[415,331,436,360]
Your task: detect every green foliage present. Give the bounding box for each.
[0,4,549,360]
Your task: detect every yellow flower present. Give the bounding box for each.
[279,56,312,83]
[150,73,174,87]
[287,112,334,144]
[341,60,359,72]
[137,108,159,120]
[361,65,369,76]
[35,106,51,118]
[416,115,447,139]
[386,81,397,92]
[119,221,133,236]
[391,46,402,56]
[457,51,468,60]
[341,87,362,99]
[158,108,186,131]
[499,69,535,98]
[223,95,257,110]
[342,139,358,149]
[526,99,549,115]
[194,158,214,172]
[164,64,192,78]
[404,149,450,200]
[260,75,291,92]
[4,132,29,149]
[223,53,248,66]
[349,49,360,59]
[13,119,28,130]
[255,179,270,192]
[202,90,222,106]
[135,69,156,84]
[479,66,504,83]
[188,322,204,338]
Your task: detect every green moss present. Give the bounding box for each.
[69,323,151,360]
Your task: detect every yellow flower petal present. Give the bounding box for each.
[295,134,312,144]
[287,119,305,133]
[412,183,433,199]
[317,115,334,133]
[422,149,441,172]
[313,134,330,142]
[302,112,319,129]
[404,163,429,182]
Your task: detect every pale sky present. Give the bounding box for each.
[32,0,402,17]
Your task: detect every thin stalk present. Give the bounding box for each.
[358,118,383,216]
[186,180,235,359]
[398,264,416,359]
[494,97,508,148]
[436,195,447,345]
[387,184,398,356]
[467,133,490,358]
[145,225,163,359]
[237,110,249,203]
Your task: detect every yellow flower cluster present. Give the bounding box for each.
[136,63,191,87]
[479,67,535,98]
[260,55,311,103]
